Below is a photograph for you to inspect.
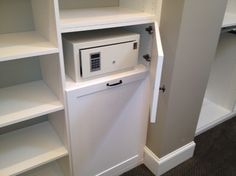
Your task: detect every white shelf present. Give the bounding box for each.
[19,162,64,176]
[0,80,64,128]
[196,98,233,135]
[65,64,148,93]
[0,31,59,62]
[0,121,68,176]
[60,7,155,32]
[222,12,236,27]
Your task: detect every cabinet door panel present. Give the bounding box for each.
[66,79,148,176]
[149,22,164,123]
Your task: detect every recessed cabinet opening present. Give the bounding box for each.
[63,23,156,84]
[0,0,59,61]
[0,111,69,176]
[58,0,160,32]
[0,54,64,128]
[196,33,236,135]
[63,22,164,123]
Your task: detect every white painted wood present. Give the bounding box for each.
[40,54,64,103]
[66,76,149,176]
[0,80,63,128]
[95,155,142,176]
[119,0,159,15]
[204,33,236,111]
[196,98,234,136]
[222,0,236,27]
[60,7,155,33]
[144,142,196,176]
[0,0,35,34]
[19,162,64,176]
[58,0,119,9]
[31,0,58,46]
[149,22,164,123]
[0,122,68,176]
[49,111,69,148]
[0,32,58,62]
[222,13,236,27]
[65,64,148,93]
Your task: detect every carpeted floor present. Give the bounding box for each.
[121,117,236,176]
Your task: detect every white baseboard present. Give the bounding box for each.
[96,155,143,176]
[144,142,196,176]
[195,111,235,136]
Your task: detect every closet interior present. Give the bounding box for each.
[196,0,236,135]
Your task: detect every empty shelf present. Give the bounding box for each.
[222,12,236,28]
[0,80,64,128]
[60,7,155,32]
[19,162,65,176]
[0,121,68,176]
[0,31,59,62]
[196,98,232,135]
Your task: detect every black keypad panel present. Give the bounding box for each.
[90,53,101,72]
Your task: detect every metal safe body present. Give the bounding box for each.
[63,30,140,81]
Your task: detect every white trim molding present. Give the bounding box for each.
[96,155,143,176]
[144,142,196,176]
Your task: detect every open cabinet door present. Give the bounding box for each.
[149,22,164,123]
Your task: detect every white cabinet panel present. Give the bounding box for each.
[66,77,149,176]
[149,22,164,123]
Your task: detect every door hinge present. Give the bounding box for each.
[143,54,151,62]
[145,26,153,35]
[159,85,166,93]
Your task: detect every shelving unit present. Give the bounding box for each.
[0,0,70,175]
[0,81,63,128]
[0,122,68,176]
[59,0,160,32]
[0,0,163,175]
[0,32,58,62]
[61,2,164,171]
[222,0,236,27]
[196,32,236,135]
[0,0,59,61]
[0,55,64,128]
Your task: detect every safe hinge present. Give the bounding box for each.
[145,26,153,34]
[143,54,151,62]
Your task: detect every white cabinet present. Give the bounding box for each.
[65,22,164,176]
[0,0,163,175]
[0,0,70,175]
[66,73,149,176]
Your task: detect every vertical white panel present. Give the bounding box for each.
[205,33,236,111]
[149,22,164,123]
[31,0,58,46]
[67,79,149,176]
[40,54,64,102]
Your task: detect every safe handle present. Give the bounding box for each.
[106,80,123,87]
